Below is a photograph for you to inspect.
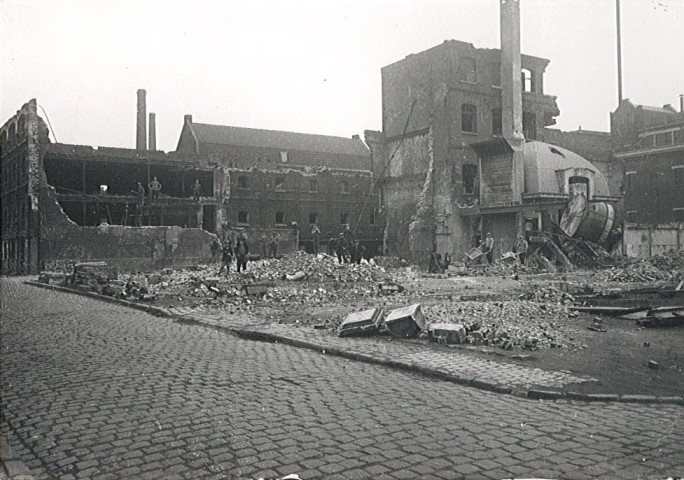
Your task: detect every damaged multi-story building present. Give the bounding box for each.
[612,97,684,224]
[0,93,383,274]
[368,0,620,265]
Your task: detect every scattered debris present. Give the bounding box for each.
[338,308,384,338]
[428,323,466,345]
[383,304,426,339]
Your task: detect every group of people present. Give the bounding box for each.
[214,233,251,275]
[473,231,529,265]
[332,231,367,265]
[134,178,203,205]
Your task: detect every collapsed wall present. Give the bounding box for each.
[38,169,215,272]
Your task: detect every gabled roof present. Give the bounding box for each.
[186,123,370,157]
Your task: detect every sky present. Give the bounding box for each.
[1,0,683,152]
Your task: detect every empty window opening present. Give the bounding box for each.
[369,211,376,225]
[275,177,284,190]
[238,176,249,189]
[673,165,683,185]
[625,171,636,190]
[491,108,502,136]
[275,211,285,225]
[238,211,249,224]
[521,68,534,92]
[523,111,537,140]
[461,104,477,133]
[339,180,349,194]
[460,56,477,83]
[490,62,501,87]
[655,132,672,147]
[309,179,318,192]
[340,213,349,225]
[309,212,318,224]
[462,164,478,195]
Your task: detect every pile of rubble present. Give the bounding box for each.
[594,250,684,284]
[422,300,582,350]
[337,299,584,351]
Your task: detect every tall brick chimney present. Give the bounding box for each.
[136,89,147,151]
[500,0,525,205]
[148,113,156,151]
[500,0,524,140]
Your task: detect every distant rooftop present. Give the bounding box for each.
[185,123,370,157]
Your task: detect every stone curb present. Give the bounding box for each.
[24,281,684,406]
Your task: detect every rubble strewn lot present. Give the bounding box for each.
[39,250,684,396]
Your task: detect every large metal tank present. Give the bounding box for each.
[560,198,614,244]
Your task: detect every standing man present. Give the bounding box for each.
[514,234,529,265]
[260,233,268,259]
[269,232,280,258]
[335,233,349,264]
[310,223,321,255]
[148,177,162,202]
[218,239,234,276]
[191,179,202,201]
[235,237,249,273]
[136,182,146,206]
[482,232,494,264]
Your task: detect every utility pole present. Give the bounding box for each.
[616,0,623,105]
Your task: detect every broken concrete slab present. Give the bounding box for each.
[241,284,270,296]
[383,304,426,339]
[338,308,384,338]
[427,323,466,345]
[378,282,405,294]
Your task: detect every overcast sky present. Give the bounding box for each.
[1,0,682,152]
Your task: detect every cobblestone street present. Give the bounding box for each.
[2,278,683,480]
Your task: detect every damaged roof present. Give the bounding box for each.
[185,123,370,157]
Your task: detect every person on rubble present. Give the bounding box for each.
[268,232,279,258]
[482,232,494,264]
[218,239,234,276]
[191,179,202,202]
[353,241,366,264]
[148,177,162,202]
[259,233,268,258]
[210,238,221,263]
[513,233,529,265]
[310,223,321,255]
[235,237,249,273]
[335,232,350,264]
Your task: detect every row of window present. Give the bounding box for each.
[236,211,376,227]
[0,114,27,151]
[236,175,354,194]
[637,128,684,149]
[457,56,536,93]
[460,105,537,139]
[625,165,683,188]
[1,155,28,190]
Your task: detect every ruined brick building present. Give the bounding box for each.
[1,95,382,274]
[367,1,620,264]
[175,116,383,252]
